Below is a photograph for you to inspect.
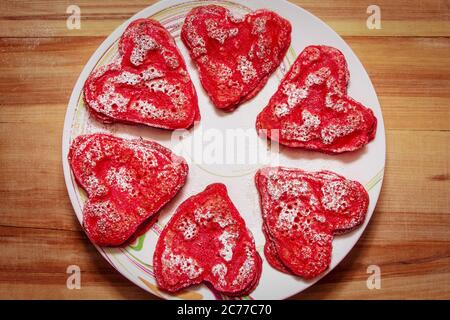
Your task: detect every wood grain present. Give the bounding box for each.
[0,0,449,37]
[0,0,449,299]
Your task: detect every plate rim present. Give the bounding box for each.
[62,0,386,300]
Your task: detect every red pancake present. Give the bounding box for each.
[255,167,369,279]
[68,133,188,246]
[84,19,200,130]
[181,5,291,111]
[262,224,290,274]
[256,45,377,153]
[153,183,262,296]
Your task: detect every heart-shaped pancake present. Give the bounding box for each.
[181,5,291,111]
[154,183,262,296]
[84,19,200,130]
[256,45,377,153]
[255,167,369,278]
[68,133,188,246]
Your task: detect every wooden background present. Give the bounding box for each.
[0,0,449,299]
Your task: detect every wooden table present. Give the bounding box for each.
[0,0,449,300]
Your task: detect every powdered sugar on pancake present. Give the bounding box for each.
[83,19,199,130]
[181,5,291,111]
[255,167,369,278]
[153,183,261,296]
[68,133,188,246]
[256,45,377,153]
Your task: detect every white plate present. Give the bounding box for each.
[62,0,385,300]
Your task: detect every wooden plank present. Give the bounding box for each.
[0,0,449,37]
[379,130,450,216]
[1,122,448,227]
[0,37,102,106]
[0,221,448,299]
[0,226,157,299]
[0,201,449,299]
[0,126,448,298]
[0,0,449,301]
[299,274,450,299]
[0,36,449,131]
